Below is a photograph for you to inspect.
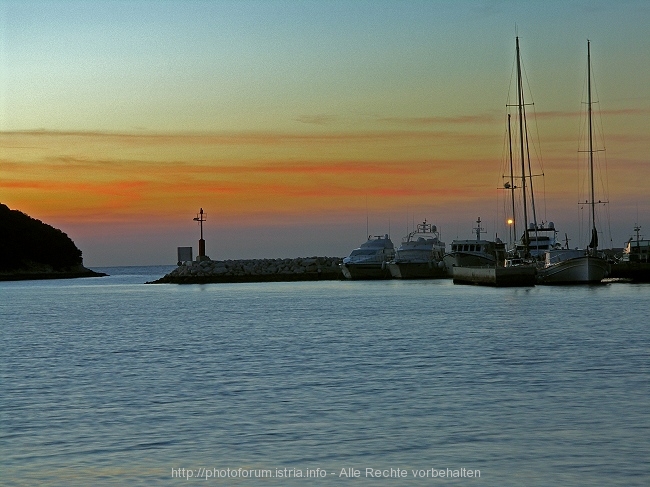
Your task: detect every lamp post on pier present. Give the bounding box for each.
[193,208,208,261]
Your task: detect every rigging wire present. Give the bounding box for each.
[518,46,546,229]
[575,45,612,249]
[577,58,588,247]
[591,65,613,248]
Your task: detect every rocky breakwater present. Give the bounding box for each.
[148,257,343,284]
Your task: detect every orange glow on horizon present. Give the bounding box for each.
[1,122,647,257]
[1,129,504,223]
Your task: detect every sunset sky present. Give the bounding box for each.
[1,0,649,266]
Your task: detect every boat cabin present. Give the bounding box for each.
[449,239,506,267]
[623,239,650,263]
[515,222,560,258]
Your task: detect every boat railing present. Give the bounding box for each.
[345,253,394,264]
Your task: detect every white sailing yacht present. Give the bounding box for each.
[538,41,610,284]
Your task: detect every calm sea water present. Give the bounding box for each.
[1,266,649,486]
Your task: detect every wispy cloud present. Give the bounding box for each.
[529,108,650,119]
[295,114,338,125]
[1,128,497,147]
[377,114,497,125]
[2,126,644,228]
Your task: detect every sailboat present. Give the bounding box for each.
[504,38,562,264]
[449,36,537,286]
[537,41,610,284]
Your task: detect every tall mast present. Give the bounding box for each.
[524,99,539,235]
[507,113,517,246]
[516,37,530,253]
[474,216,485,241]
[588,40,597,252]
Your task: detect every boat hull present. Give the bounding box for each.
[608,261,650,282]
[452,265,537,287]
[537,256,609,284]
[340,263,392,280]
[388,262,447,279]
[444,252,495,268]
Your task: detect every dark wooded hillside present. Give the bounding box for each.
[0,203,83,272]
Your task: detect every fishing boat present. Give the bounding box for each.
[449,218,537,286]
[452,261,537,287]
[621,225,650,264]
[388,220,447,279]
[445,217,503,269]
[340,234,395,280]
[538,41,609,284]
[609,225,650,282]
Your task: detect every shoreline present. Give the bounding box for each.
[0,267,108,282]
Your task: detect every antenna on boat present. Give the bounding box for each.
[366,194,369,239]
[406,206,409,236]
[473,217,486,241]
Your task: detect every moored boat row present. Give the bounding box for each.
[339,39,645,286]
[340,222,649,285]
[340,220,448,281]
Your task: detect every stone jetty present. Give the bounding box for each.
[148,256,344,284]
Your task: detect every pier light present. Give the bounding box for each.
[507,219,514,248]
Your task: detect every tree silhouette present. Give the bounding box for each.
[0,204,83,272]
